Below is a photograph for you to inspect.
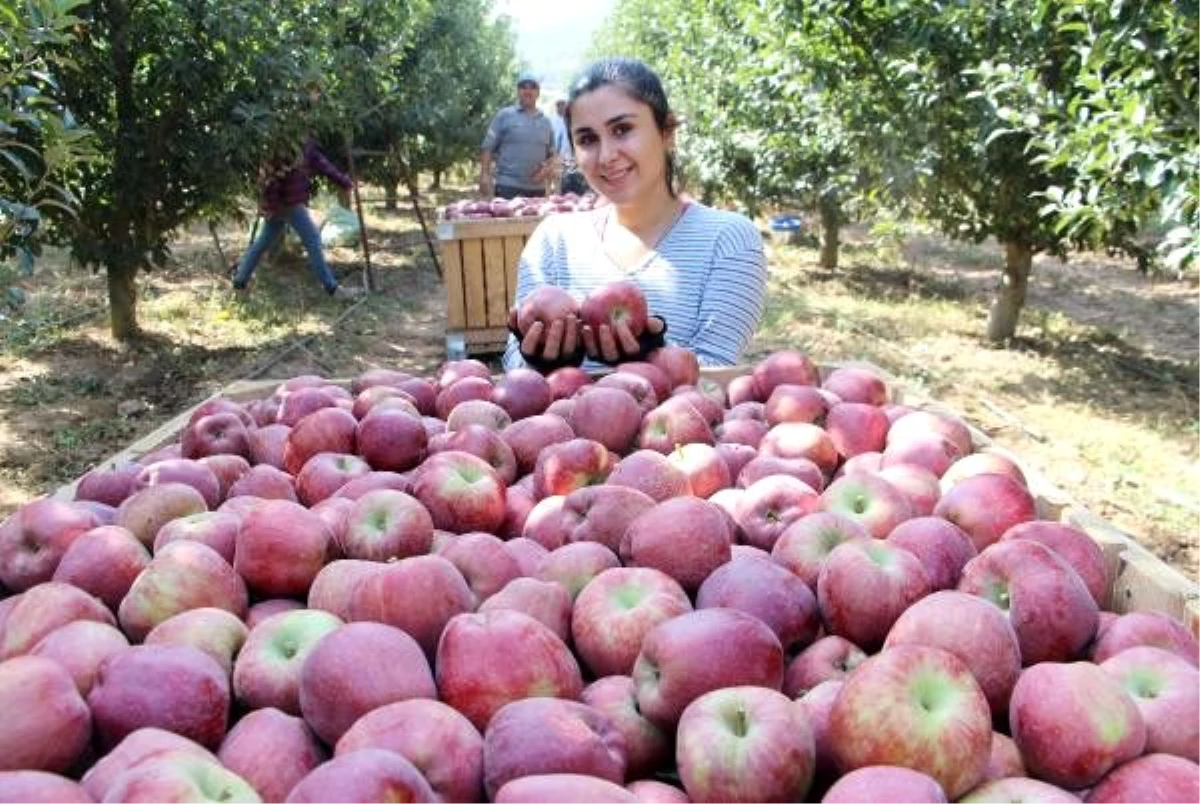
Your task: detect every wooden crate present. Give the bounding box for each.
[54,364,1199,635]
[436,217,541,359]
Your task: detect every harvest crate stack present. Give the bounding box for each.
[436,217,539,359]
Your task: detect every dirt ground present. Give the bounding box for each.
[0,198,1196,582]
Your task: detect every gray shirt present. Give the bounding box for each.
[481,105,555,192]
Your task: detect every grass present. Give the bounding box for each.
[0,196,1195,578]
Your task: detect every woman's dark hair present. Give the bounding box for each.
[566,57,680,196]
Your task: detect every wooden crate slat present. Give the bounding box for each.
[504,235,523,312]
[460,238,487,330]
[483,236,508,328]
[441,240,467,329]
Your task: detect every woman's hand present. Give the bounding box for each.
[582,316,667,364]
[509,308,582,368]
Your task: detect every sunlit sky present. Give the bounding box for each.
[490,0,618,97]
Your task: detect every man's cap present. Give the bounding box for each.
[517,70,540,87]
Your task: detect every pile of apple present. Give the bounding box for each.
[442,192,600,221]
[1,335,1198,802]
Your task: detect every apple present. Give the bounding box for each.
[235,499,332,599]
[646,345,701,390]
[725,399,767,422]
[114,482,209,548]
[625,779,689,802]
[298,621,436,746]
[770,510,871,590]
[350,366,414,394]
[133,458,223,510]
[536,542,619,601]
[758,421,840,477]
[231,608,343,716]
[143,607,248,677]
[356,406,428,472]
[571,386,644,455]
[351,385,419,420]
[51,524,150,611]
[276,386,339,427]
[492,368,554,421]
[633,607,785,728]
[29,619,129,697]
[502,414,575,476]
[435,609,584,732]
[337,488,433,562]
[437,358,493,388]
[734,474,821,552]
[445,399,513,435]
[152,510,240,564]
[247,423,291,470]
[666,441,731,498]
[282,406,358,476]
[884,589,1023,717]
[765,383,831,426]
[331,470,412,500]
[982,731,1026,782]
[572,566,693,678]
[411,450,507,534]
[607,449,692,502]
[1089,610,1199,666]
[432,423,519,485]
[480,577,573,643]
[546,366,593,400]
[581,279,649,337]
[696,553,820,656]
[940,448,1028,491]
[622,497,733,593]
[581,675,672,780]
[216,708,326,803]
[958,538,1099,665]
[822,365,890,405]
[884,515,977,591]
[794,679,843,785]
[0,655,91,773]
[521,495,572,550]
[829,644,992,799]
[715,442,759,483]
[482,697,628,800]
[751,350,820,399]
[438,531,524,605]
[227,463,297,502]
[0,770,92,802]
[737,454,824,491]
[0,580,116,660]
[294,451,372,506]
[888,409,975,458]
[817,538,930,652]
[875,462,942,517]
[638,397,713,454]
[933,474,1038,554]
[335,698,485,803]
[80,727,219,800]
[881,432,963,478]
[74,459,142,507]
[307,558,384,620]
[98,750,260,803]
[999,520,1109,609]
[962,777,1084,803]
[557,484,657,553]
[1100,645,1199,761]
[714,417,769,448]
[676,685,815,803]
[181,411,253,460]
[784,635,867,697]
[615,361,672,403]
[1082,753,1200,804]
[819,472,913,538]
[821,766,948,803]
[0,497,101,591]
[349,554,474,659]
[494,774,638,803]
[1009,659,1146,789]
[434,376,495,422]
[89,644,230,752]
[283,748,436,803]
[392,377,437,417]
[532,438,615,499]
[596,369,659,413]
[516,285,580,334]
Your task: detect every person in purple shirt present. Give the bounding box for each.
[231,136,363,300]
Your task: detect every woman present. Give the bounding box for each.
[503,57,767,372]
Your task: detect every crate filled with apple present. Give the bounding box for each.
[1,280,1197,802]
[441,192,600,221]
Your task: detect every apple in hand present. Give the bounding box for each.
[516,285,580,334]
[581,279,649,337]
[829,644,992,799]
[676,685,815,803]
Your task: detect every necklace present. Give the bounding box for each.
[598,200,689,271]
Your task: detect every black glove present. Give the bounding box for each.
[593,316,669,366]
[508,321,586,374]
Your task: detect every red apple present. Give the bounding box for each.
[607,449,691,502]
[356,406,428,472]
[0,770,92,802]
[51,524,150,612]
[1082,753,1200,804]
[1090,611,1199,666]
[752,350,820,398]
[516,285,580,334]
[480,577,573,643]
[494,774,638,803]
[231,608,343,716]
[933,472,1038,552]
[0,580,116,660]
[558,484,657,553]
[737,454,824,491]
[765,383,830,426]
[581,279,649,337]
[676,685,815,802]
[822,766,948,803]
[152,510,240,563]
[282,406,358,476]
[696,552,820,656]
[532,438,615,499]
[143,607,247,677]
[216,708,326,803]
[1100,646,1199,761]
[79,727,217,801]
[638,397,714,454]
[734,474,821,551]
[226,463,297,502]
[546,366,593,400]
[0,655,91,773]
[501,414,575,477]
[758,421,840,477]
[439,531,524,605]
[888,409,975,458]
[817,538,930,652]
[432,423,519,485]
[581,675,672,780]
[411,450,508,534]
[29,619,129,697]
[622,497,733,593]
[771,510,871,590]
[181,411,253,460]
[784,635,867,697]
[885,515,977,591]
[349,554,474,659]
[999,520,1108,609]
[819,472,914,538]
[829,644,992,799]
[338,488,433,562]
[0,498,101,591]
[235,499,331,599]
[283,748,436,803]
[646,345,701,390]
[571,386,644,455]
[74,460,142,507]
[822,365,890,405]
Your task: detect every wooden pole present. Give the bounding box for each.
[390,143,443,279]
[343,135,377,291]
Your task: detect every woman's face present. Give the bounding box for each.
[570,85,673,205]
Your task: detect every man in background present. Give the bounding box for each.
[479,71,556,199]
[551,97,589,196]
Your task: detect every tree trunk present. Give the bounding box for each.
[987,240,1033,342]
[107,263,139,341]
[430,170,442,191]
[384,183,399,211]
[819,194,840,269]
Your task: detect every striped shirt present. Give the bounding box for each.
[503,202,768,371]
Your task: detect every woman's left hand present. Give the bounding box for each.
[582,316,667,364]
